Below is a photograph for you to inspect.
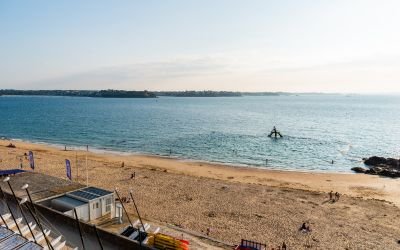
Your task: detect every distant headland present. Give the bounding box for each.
[155,90,242,97]
[0,89,156,98]
[0,89,294,98]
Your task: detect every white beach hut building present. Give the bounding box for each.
[43,186,114,222]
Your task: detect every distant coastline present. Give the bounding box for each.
[0,89,156,98]
[155,90,242,97]
[0,89,294,98]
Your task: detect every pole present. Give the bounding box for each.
[86,145,88,187]
[129,191,146,233]
[86,155,88,187]
[73,208,86,250]
[6,181,36,243]
[75,152,78,180]
[22,202,53,249]
[93,225,104,250]
[0,186,23,236]
[24,187,53,250]
[114,189,133,227]
[129,190,145,244]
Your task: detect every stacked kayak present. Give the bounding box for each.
[147,233,189,250]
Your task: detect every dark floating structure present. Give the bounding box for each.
[268,126,283,138]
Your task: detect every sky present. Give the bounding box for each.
[1,0,400,93]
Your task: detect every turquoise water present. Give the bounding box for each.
[1,95,399,172]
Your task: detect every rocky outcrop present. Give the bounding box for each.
[356,156,400,178]
[363,156,399,167]
[351,167,367,173]
[363,156,387,166]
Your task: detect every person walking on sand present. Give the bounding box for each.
[282,242,287,249]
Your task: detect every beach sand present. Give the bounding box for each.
[0,139,399,249]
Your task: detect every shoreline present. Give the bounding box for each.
[1,139,400,248]
[1,138,399,207]
[4,137,355,174]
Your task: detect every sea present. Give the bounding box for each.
[0,94,399,173]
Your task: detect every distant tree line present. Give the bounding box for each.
[0,89,156,98]
[155,91,242,97]
[0,89,292,98]
[241,92,283,96]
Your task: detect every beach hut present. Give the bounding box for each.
[39,186,114,222]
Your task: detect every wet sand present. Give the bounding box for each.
[1,139,399,249]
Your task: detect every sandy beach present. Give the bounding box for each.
[0,139,399,249]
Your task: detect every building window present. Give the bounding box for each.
[106,197,112,212]
[96,202,99,208]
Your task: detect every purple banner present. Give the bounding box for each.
[28,151,34,170]
[66,159,71,180]
[66,159,72,180]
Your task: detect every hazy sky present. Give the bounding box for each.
[1,1,400,93]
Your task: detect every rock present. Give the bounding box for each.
[361,156,400,178]
[364,156,387,166]
[386,158,400,168]
[351,167,366,173]
[365,168,378,175]
[379,169,400,178]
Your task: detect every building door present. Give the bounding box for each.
[93,201,101,219]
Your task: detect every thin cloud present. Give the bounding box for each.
[28,57,229,90]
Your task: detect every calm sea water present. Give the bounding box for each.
[1,95,399,172]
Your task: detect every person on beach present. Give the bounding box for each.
[329,190,333,201]
[335,192,340,201]
[130,172,135,179]
[282,242,287,249]
[300,222,312,233]
[121,161,124,168]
